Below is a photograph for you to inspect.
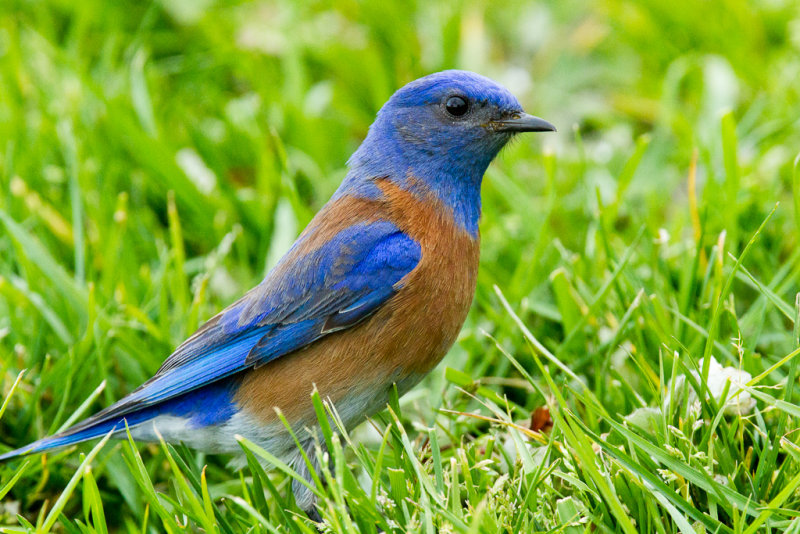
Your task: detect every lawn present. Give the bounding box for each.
[2,0,800,532]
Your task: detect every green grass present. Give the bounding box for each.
[2,0,800,531]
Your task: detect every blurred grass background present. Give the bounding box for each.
[2,0,800,531]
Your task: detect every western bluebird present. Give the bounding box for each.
[1,70,554,515]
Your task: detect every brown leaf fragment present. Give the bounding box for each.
[530,406,553,433]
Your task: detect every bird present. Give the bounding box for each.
[0,70,554,516]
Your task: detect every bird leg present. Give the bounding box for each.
[290,436,327,522]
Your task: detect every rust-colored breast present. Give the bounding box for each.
[374,179,480,373]
[235,179,480,425]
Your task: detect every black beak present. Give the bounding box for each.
[492,113,556,133]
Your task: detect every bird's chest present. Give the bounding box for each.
[370,187,481,378]
[316,227,478,426]
[382,231,479,374]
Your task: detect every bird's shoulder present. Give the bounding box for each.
[317,176,481,296]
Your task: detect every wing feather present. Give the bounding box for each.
[60,220,420,436]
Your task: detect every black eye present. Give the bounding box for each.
[445,96,469,117]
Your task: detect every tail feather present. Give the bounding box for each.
[0,418,130,461]
[0,397,175,461]
[0,378,241,461]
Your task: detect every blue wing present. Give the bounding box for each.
[0,220,421,457]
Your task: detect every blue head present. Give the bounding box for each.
[338,70,555,236]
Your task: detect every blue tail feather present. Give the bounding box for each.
[0,419,128,461]
[0,377,241,461]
